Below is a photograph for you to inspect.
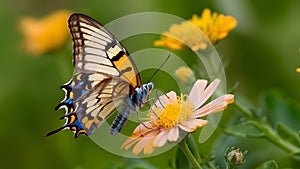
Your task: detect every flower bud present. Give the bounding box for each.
[225,147,247,168]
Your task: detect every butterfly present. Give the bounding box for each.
[46,13,153,138]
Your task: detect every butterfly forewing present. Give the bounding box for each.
[68,14,142,87]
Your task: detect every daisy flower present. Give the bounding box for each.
[122,79,234,155]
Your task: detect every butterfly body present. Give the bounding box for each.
[110,82,153,135]
[129,83,154,111]
[46,14,153,138]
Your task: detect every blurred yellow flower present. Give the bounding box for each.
[154,8,237,51]
[296,68,300,73]
[19,10,72,55]
[175,66,194,83]
[190,8,237,44]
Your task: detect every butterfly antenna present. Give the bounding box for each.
[146,54,171,83]
[136,111,152,130]
[156,90,169,109]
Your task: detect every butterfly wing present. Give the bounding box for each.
[47,14,142,137]
[69,13,142,87]
[46,73,91,137]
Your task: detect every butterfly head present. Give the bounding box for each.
[140,82,154,104]
[130,82,154,110]
[143,82,154,95]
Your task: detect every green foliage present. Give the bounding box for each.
[105,159,158,169]
[255,160,278,169]
[276,123,300,148]
[175,147,193,169]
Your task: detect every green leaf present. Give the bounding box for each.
[255,160,278,169]
[105,159,159,169]
[276,123,300,147]
[260,90,300,129]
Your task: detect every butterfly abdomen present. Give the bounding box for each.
[110,106,130,135]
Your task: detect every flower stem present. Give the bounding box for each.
[249,120,300,155]
[232,102,254,120]
[233,101,300,155]
[186,134,203,163]
[179,137,202,169]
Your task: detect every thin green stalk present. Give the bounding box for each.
[187,134,203,164]
[232,102,254,120]
[179,137,202,169]
[249,120,300,154]
[233,101,300,155]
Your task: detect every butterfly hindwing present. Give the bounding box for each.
[74,77,131,135]
[46,73,92,137]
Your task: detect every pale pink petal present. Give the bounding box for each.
[167,91,178,101]
[132,137,150,155]
[192,79,221,109]
[122,137,140,150]
[195,119,209,127]
[196,94,234,117]
[179,118,208,132]
[132,130,159,155]
[189,79,207,107]
[122,126,157,150]
[153,91,177,108]
[179,119,197,132]
[179,124,194,132]
[122,131,146,150]
[144,136,156,154]
[153,129,169,147]
[122,122,157,150]
[132,121,152,133]
[168,127,179,142]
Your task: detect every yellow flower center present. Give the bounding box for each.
[151,94,194,129]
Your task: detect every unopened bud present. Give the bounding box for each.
[225,147,247,168]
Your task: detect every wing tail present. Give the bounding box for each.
[46,113,87,138]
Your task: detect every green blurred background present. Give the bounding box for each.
[1,0,300,168]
